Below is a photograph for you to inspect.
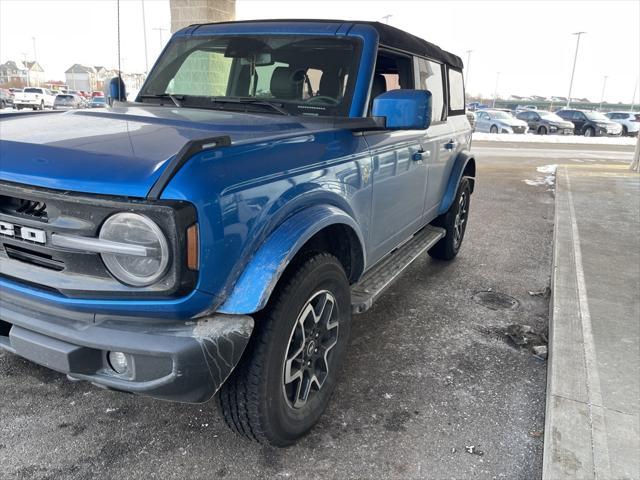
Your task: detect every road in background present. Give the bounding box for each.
[0,142,633,479]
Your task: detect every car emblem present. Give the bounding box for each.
[0,221,46,244]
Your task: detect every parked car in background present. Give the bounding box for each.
[474,109,528,134]
[0,19,475,447]
[556,109,622,137]
[516,110,574,135]
[467,101,488,111]
[53,94,83,110]
[0,88,14,109]
[605,111,640,136]
[91,91,105,98]
[466,110,476,131]
[13,87,56,110]
[89,96,106,108]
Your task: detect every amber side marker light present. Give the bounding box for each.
[186,223,199,270]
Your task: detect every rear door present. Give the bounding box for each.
[571,111,587,133]
[416,59,456,220]
[475,111,490,132]
[426,67,469,218]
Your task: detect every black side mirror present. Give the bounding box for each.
[108,76,126,104]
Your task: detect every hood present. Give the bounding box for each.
[0,105,313,197]
[498,117,527,127]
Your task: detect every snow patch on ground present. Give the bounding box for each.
[524,164,557,188]
[537,164,558,174]
[473,132,636,146]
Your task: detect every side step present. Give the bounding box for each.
[351,225,445,314]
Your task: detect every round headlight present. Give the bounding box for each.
[99,213,169,287]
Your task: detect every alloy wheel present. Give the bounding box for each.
[453,191,469,249]
[282,290,339,409]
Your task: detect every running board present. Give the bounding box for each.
[351,225,445,314]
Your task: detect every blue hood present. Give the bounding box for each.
[0,105,310,197]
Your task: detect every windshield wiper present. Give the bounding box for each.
[208,97,290,115]
[139,93,184,108]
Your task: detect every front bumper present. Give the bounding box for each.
[0,288,254,403]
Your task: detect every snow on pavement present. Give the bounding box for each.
[473,132,637,146]
[523,164,558,188]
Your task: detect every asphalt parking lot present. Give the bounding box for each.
[0,141,634,480]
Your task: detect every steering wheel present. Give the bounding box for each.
[304,96,339,106]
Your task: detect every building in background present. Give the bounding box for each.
[0,60,45,87]
[24,61,45,87]
[65,64,97,91]
[170,0,235,32]
[0,61,27,87]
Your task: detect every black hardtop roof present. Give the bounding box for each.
[189,19,464,70]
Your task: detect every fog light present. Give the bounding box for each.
[108,351,129,374]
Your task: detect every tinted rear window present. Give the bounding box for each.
[24,88,43,93]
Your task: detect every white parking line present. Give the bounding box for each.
[564,167,612,480]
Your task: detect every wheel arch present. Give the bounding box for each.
[218,205,365,315]
[437,151,476,215]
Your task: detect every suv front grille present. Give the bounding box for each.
[0,181,197,299]
[3,243,65,271]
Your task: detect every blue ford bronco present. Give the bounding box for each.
[0,20,474,446]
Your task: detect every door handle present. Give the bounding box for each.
[412,149,430,161]
[444,139,458,150]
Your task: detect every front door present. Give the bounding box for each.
[365,131,428,265]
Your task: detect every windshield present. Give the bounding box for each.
[538,111,564,122]
[584,111,609,121]
[92,97,106,103]
[140,35,361,116]
[55,95,74,102]
[491,111,513,119]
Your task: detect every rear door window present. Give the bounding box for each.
[447,68,465,114]
[415,57,445,122]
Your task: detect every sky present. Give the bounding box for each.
[1,0,638,102]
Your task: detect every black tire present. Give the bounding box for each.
[429,177,472,261]
[622,126,628,136]
[538,126,547,135]
[39,100,44,111]
[584,126,595,137]
[16,105,22,110]
[218,253,351,446]
[0,100,5,109]
[490,125,498,134]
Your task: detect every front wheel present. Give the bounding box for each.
[218,253,351,446]
[429,177,471,260]
[538,126,547,135]
[622,126,628,136]
[490,125,499,134]
[584,127,595,137]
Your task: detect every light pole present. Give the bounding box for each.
[566,31,586,108]
[630,78,638,111]
[465,50,473,87]
[141,0,149,73]
[492,71,500,108]
[153,27,168,52]
[598,75,608,110]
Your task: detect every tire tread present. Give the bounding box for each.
[217,253,340,445]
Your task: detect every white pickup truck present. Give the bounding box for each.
[14,87,56,110]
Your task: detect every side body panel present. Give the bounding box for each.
[362,130,427,265]
[161,129,373,309]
